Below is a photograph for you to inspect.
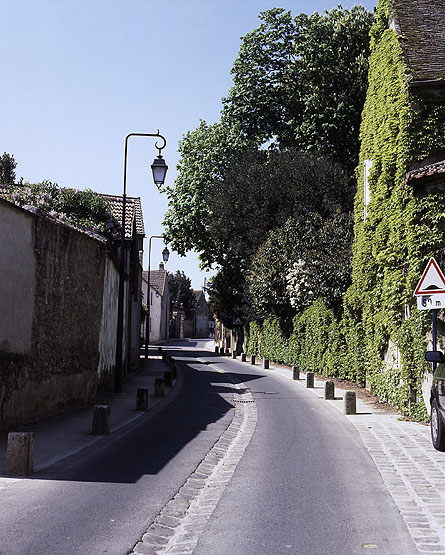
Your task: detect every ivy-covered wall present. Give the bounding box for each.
[246,0,445,421]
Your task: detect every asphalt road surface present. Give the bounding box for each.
[0,339,418,555]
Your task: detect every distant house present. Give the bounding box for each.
[142,263,170,343]
[100,194,145,373]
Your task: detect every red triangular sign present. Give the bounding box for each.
[414,257,445,295]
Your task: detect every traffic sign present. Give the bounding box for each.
[417,294,445,311]
[414,257,445,296]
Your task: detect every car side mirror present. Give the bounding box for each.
[426,351,444,363]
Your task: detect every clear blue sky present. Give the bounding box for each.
[1,0,376,289]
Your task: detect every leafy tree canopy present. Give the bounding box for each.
[0,152,18,184]
[168,270,197,317]
[222,6,374,173]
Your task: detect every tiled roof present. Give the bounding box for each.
[392,0,445,81]
[100,194,145,240]
[142,269,167,296]
[404,160,445,188]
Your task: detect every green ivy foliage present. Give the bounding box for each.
[246,0,445,421]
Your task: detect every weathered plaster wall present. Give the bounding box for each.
[0,206,117,430]
[0,201,36,354]
[98,255,119,388]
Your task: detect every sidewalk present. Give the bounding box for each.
[0,352,178,478]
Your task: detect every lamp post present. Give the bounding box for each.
[144,236,169,359]
[115,131,168,393]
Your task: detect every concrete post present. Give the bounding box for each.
[158,347,162,354]
[155,378,165,397]
[325,381,335,400]
[292,366,299,380]
[171,364,177,380]
[164,370,173,388]
[263,359,269,370]
[136,388,149,411]
[215,346,219,353]
[344,391,356,415]
[219,347,225,355]
[306,372,314,388]
[250,354,256,365]
[241,353,247,362]
[7,432,34,476]
[225,348,230,356]
[232,351,237,359]
[92,405,110,435]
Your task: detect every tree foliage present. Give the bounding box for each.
[0,152,17,184]
[222,6,374,173]
[168,270,197,317]
[5,181,120,240]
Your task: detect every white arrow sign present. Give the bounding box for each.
[414,257,445,296]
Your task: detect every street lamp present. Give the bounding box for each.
[144,236,170,359]
[115,131,167,393]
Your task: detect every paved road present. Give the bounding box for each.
[0,340,421,554]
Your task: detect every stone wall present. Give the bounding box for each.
[0,200,120,430]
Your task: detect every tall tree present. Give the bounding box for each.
[168,270,196,317]
[222,6,373,173]
[0,152,17,184]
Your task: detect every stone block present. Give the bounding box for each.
[164,370,173,388]
[325,380,335,400]
[263,359,269,370]
[92,405,110,435]
[136,388,149,411]
[7,432,34,476]
[232,352,237,359]
[250,354,256,365]
[155,378,165,397]
[306,371,314,388]
[344,391,356,415]
[292,366,299,380]
[241,353,247,362]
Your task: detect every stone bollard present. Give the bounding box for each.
[232,351,237,359]
[219,347,225,355]
[168,356,175,369]
[158,347,163,354]
[92,405,111,435]
[136,388,149,411]
[250,354,256,365]
[292,366,300,380]
[171,364,177,380]
[215,346,219,353]
[344,391,357,415]
[164,370,173,388]
[225,348,230,356]
[241,353,247,362]
[325,381,335,400]
[154,378,165,397]
[7,432,34,476]
[263,359,269,370]
[306,371,314,388]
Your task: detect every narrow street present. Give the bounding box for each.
[0,339,426,554]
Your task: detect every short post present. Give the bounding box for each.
[7,432,34,476]
[219,347,225,355]
[92,405,111,435]
[250,354,256,365]
[225,348,230,356]
[263,358,269,370]
[158,346,162,354]
[171,364,177,380]
[325,381,335,400]
[232,351,237,359]
[154,377,165,397]
[164,370,173,388]
[344,391,356,415]
[136,388,149,411]
[241,353,247,362]
[215,346,219,353]
[306,371,314,388]
[292,366,300,380]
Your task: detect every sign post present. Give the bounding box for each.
[414,257,445,375]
